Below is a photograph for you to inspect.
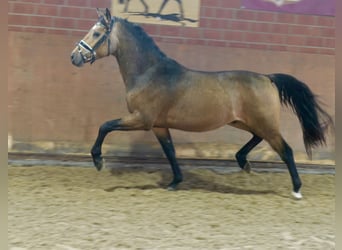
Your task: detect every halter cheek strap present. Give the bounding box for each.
[78,17,115,64]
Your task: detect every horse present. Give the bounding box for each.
[70,8,333,199]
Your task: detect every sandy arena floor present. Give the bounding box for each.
[8,165,334,249]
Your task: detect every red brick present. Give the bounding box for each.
[30,15,53,27]
[319,48,335,55]
[287,46,301,53]
[159,26,181,37]
[81,8,98,19]
[207,40,226,47]
[320,27,335,37]
[296,15,317,26]
[185,39,206,46]
[17,0,42,3]
[290,25,333,37]
[298,47,321,54]
[54,17,76,29]
[220,0,240,8]
[224,30,243,41]
[43,0,66,5]
[24,26,47,33]
[47,28,70,36]
[269,23,289,34]
[289,25,309,36]
[249,22,270,33]
[276,13,295,23]
[181,27,202,39]
[60,6,82,18]
[202,29,223,40]
[230,20,249,31]
[68,0,87,6]
[244,32,263,43]
[324,38,335,48]
[255,11,275,22]
[89,0,112,8]
[160,37,184,44]
[141,24,159,36]
[76,19,96,30]
[305,37,324,47]
[268,44,287,52]
[71,30,88,37]
[215,8,233,19]
[235,9,256,20]
[316,16,335,27]
[208,18,224,29]
[287,35,306,46]
[203,7,216,18]
[201,0,220,7]
[228,42,250,49]
[249,43,269,50]
[265,33,286,44]
[306,26,323,37]
[200,18,210,28]
[8,14,30,26]
[8,26,24,32]
[12,2,36,14]
[36,4,58,16]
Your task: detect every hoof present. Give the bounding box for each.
[291,191,303,199]
[167,178,182,191]
[243,162,252,173]
[167,185,177,191]
[93,156,105,171]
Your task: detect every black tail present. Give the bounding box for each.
[268,73,333,157]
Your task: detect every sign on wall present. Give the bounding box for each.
[241,0,335,16]
[111,0,200,27]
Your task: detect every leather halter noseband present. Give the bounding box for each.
[77,18,115,64]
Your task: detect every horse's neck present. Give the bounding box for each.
[114,31,163,90]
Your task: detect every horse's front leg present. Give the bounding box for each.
[91,112,147,171]
[153,127,183,190]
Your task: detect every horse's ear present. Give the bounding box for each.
[105,8,112,21]
[96,8,103,18]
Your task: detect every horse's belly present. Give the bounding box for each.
[158,102,234,132]
[165,118,227,132]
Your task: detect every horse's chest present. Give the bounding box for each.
[125,86,167,114]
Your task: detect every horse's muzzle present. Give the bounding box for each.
[70,51,84,67]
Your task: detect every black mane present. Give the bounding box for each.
[115,17,168,60]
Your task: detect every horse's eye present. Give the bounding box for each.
[93,32,101,38]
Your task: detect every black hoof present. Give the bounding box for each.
[167,177,182,191]
[93,155,104,171]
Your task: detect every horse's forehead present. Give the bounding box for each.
[91,22,105,30]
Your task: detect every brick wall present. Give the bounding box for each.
[8,0,335,55]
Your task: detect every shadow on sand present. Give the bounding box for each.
[104,167,276,196]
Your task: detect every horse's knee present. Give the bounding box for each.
[235,151,246,164]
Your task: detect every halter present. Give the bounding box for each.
[77,17,115,64]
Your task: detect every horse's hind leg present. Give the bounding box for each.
[152,127,183,190]
[265,134,302,199]
[236,134,262,173]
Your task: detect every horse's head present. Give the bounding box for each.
[71,8,118,67]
